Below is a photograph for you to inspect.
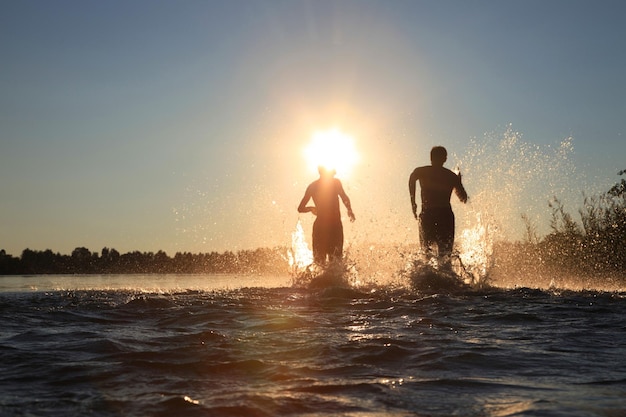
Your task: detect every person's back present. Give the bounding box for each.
[412,165,464,210]
[306,177,343,224]
[409,146,468,259]
[298,166,355,264]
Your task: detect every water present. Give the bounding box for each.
[2,129,624,416]
[1,274,625,416]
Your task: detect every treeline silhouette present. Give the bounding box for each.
[0,247,289,275]
[496,169,626,279]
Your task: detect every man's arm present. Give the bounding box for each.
[298,186,317,215]
[337,181,355,222]
[455,172,468,203]
[408,169,418,219]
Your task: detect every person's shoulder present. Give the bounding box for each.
[412,165,429,175]
[442,168,460,181]
[307,179,320,190]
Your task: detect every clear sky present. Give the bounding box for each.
[1,1,625,257]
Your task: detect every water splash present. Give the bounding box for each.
[457,210,496,285]
[288,220,362,289]
[396,126,581,290]
[456,125,578,240]
[399,251,474,293]
[287,220,313,275]
[451,125,581,287]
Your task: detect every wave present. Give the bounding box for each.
[1,281,625,416]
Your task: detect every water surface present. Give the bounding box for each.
[1,275,624,416]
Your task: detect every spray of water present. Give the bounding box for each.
[452,125,580,288]
[392,125,580,290]
[287,220,313,275]
[457,211,496,284]
[288,219,362,289]
[288,125,585,290]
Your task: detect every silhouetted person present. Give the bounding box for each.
[298,166,355,264]
[409,146,468,260]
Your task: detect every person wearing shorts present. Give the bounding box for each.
[409,146,468,259]
[298,166,355,264]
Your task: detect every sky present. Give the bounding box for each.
[1,0,625,257]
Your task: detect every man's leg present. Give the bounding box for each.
[436,209,455,260]
[419,211,436,258]
[329,222,344,262]
[312,220,326,264]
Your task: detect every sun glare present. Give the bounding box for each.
[304,129,359,178]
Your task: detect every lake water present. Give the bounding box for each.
[1,274,625,416]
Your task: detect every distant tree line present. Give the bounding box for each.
[0,246,289,275]
[496,169,626,278]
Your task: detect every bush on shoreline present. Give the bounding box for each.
[493,169,626,282]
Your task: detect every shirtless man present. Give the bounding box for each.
[409,146,468,259]
[298,166,355,264]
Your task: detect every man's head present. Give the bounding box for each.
[430,146,447,167]
[318,165,337,178]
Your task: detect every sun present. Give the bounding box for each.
[304,129,359,178]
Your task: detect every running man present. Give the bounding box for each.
[409,146,468,259]
[298,166,355,264]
